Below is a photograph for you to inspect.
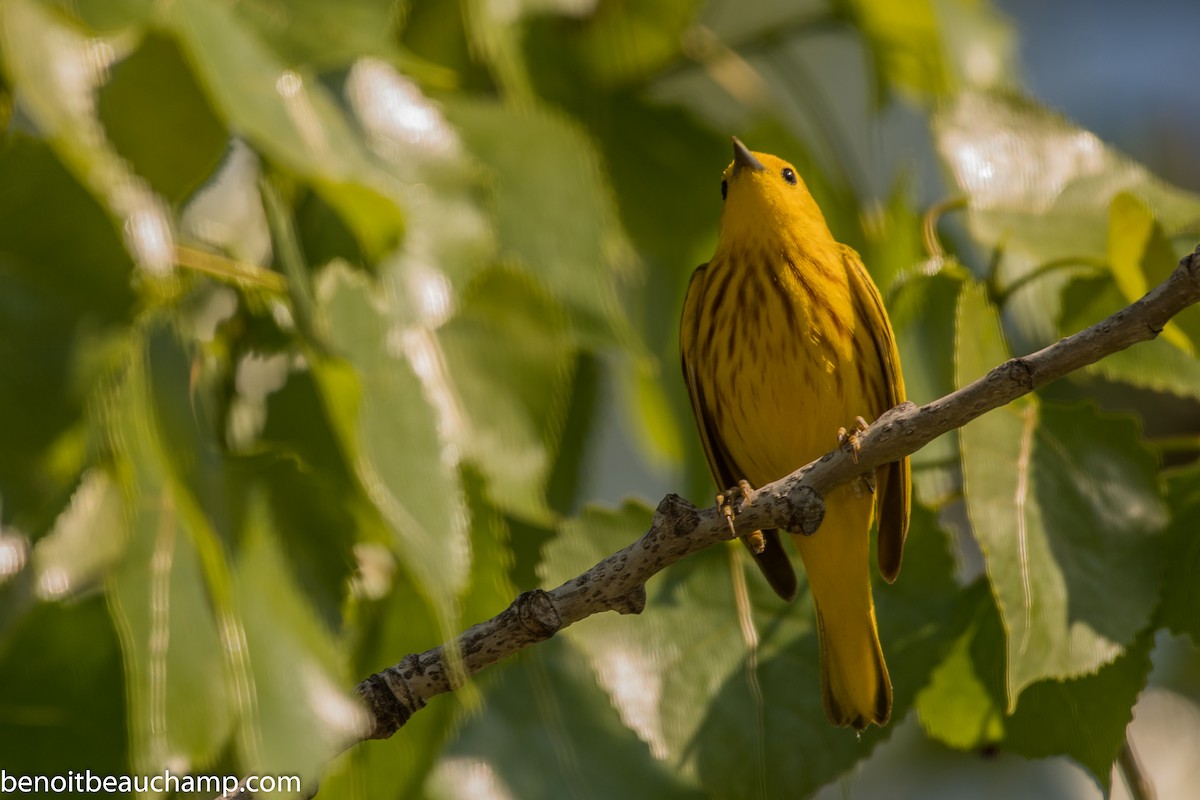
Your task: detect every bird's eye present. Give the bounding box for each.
[782,167,797,185]
[721,179,728,200]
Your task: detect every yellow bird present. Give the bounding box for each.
[679,138,910,729]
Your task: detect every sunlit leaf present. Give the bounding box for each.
[914,582,1006,751]
[837,0,949,100]
[317,263,469,632]
[1059,274,1200,401]
[541,500,961,796]
[956,281,1167,705]
[936,89,1200,348]
[937,90,1200,264]
[164,0,406,260]
[1107,191,1198,353]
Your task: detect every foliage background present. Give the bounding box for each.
[1,0,1199,798]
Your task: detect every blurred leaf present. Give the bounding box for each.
[164,0,406,260]
[695,502,960,798]
[936,89,1200,346]
[0,596,128,775]
[0,135,135,529]
[937,90,1200,265]
[439,269,575,524]
[259,370,366,630]
[317,264,469,633]
[541,500,961,796]
[836,0,948,101]
[889,265,968,506]
[232,497,366,784]
[97,32,229,204]
[230,0,399,68]
[1108,191,1198,353]
[547,0,701,87]
[956,282,1167,705]
[1,0,174,272]
[931,0,1016,91]
[1004,630,1154,791]
[915,581,1006,751]
[917,578,1156,789]
[327,468,515,800]
[861,177,926,294]
[1160,465,1200,644]
[31,470,125,599]
[106,362,237,771]
[36,0,154,32]
[441,639,702,800]
[1059,274,1200,401]
[443,98,636,348]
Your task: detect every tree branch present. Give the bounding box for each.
[355,244,1200,741]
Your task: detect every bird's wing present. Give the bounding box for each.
[680,263,798,601]
[842,245,911,583]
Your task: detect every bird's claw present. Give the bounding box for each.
[837,415,871,465]
[716,480,764,552]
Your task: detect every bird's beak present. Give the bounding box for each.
[731,136,766,176]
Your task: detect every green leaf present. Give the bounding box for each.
[229,0,399,68]
[232,497,366,784]
[837,0,950,100]
[106,368,238,771]
[36,0,154,32]
[443,99,636,348]
[97,33,229,204]
[327,468,516,800]
[164,0,406,260]
[0,135,135,529]
[317,263,469,632]
[0,0,174,272]
[956,282,1168,706]
[1059,274,1200,401]
[439,269,576,524]
[0,596,128,776]
[694,502,961,797]
[916,583,1155,790]
[441,639,702,800]
[914,582,1007,751]
[889,266,968,506]
[1005,630,1154,791]
[541,500,962,796]
[937,90,1200,266]
[1160,465,1200,645]
[1108,191,1198,353]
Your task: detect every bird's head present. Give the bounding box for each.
[716,137,834,254]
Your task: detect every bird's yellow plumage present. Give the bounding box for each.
[680,138,910,730]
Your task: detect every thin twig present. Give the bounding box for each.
[355,244,1200,741]
[1117,734,1155,800]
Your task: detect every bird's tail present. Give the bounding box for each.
[794,485,892,730]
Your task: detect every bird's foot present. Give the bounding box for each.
[716,480,763,551]
[836,415,871,465]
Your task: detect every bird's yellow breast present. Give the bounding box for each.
[688,242,879,487]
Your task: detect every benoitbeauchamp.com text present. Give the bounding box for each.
[1,769,302,795]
